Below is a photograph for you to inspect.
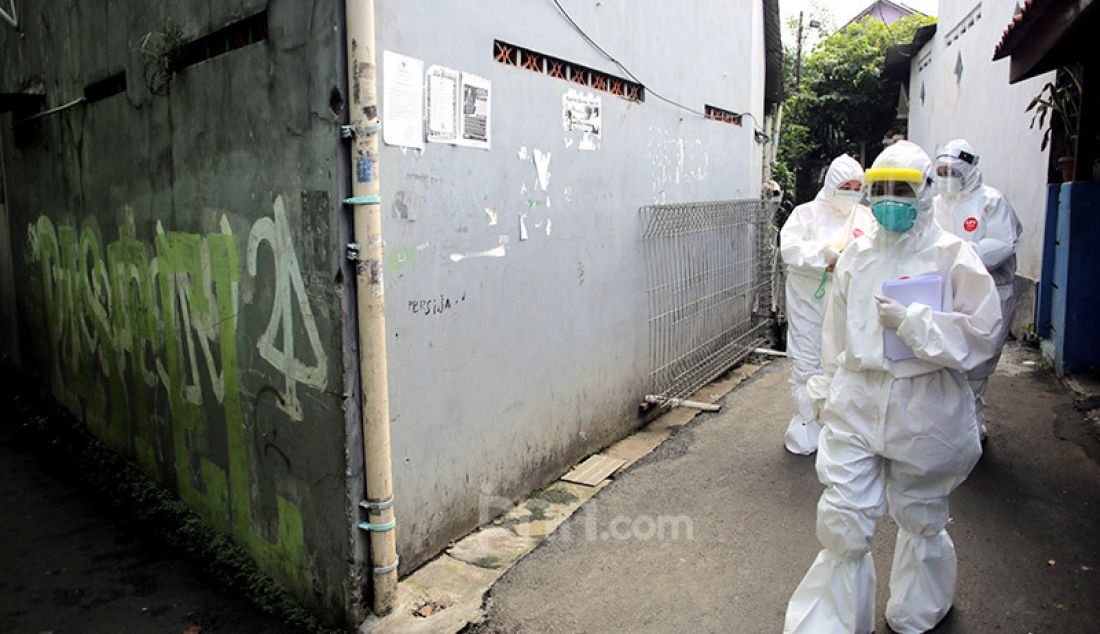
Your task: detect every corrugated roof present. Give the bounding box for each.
[844,0,926,29]
[992,0,1097,82]
[881,23,938,82]
[993,0,1042,60]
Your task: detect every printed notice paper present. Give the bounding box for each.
[382,50,424,150]
[459,73,491,149]
[426,65,460,144]
[562,89,602,151]
[881,274,943,361]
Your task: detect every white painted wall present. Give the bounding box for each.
[750,0,767,184]
[905,0,1053,280]
[375,0,768,570]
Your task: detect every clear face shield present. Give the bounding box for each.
[864,167,924,233]
[934,160,965,195]
[934,146,977,196]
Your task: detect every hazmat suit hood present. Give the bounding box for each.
[865,140,937,246]
[814,154,865,208]
[935,138,983,199]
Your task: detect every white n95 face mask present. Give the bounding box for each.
[832,190,862,208]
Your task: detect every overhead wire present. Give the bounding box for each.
[548,0,770,140]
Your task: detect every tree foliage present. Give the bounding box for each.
[777,14,936,204]
[781,1,836,97]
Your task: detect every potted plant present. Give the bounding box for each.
[1027,66,1082,182]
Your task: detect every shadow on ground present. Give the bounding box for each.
[0,386,306,634]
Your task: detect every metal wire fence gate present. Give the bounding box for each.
[641,198,778,401]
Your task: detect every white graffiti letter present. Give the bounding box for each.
[247,196,328,421]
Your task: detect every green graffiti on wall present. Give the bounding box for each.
[24,196,328,590]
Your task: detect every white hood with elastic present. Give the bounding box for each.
[781,155,875,278]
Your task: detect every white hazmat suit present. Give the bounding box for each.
[780,155,876,454]
[784,141,1002,633]
[933,139,1022,424]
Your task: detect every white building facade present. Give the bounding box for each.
[903,0,1054,329]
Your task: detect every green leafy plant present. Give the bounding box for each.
[1027,66,1081,153]
[778,14,935,204]
[1019,323,1041,347]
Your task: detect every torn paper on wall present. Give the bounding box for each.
[459,73,491,150]
[562,89,601,151]
[449,245,506,262]
[382,50,425,149]
[483,207,498,226]
[426,65,460,144]
[533,149,551,191]
[449,236,509,262]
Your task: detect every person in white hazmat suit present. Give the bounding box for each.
[784,141,1002,634]
[780,155,876,454]
[933,139,1022,436]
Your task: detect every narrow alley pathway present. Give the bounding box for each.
[475,343,1100,632]
[0,406,303,634]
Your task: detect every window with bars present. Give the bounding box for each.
[945,3,982,47]
[171,10,269,72]
[704,104,743,126]
[493,40,644,103]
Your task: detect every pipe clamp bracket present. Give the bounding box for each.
[372,556,400,575]
[345,196,382,205]
[360,496,394,512]
[340,123,381,139]
[359,519,397,532]
[346,243,361,261]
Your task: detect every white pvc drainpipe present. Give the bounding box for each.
[343,0,399,616]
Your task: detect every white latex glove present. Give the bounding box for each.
[822,246,841,267]
[874,294,906,330]
[806,374,832,404]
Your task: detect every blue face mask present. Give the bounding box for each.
[871,197,918,233]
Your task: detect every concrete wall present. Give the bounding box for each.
[0,147,19,363]
[0,1,358,624]
[905,0,1053,287]
[375,0,767,571]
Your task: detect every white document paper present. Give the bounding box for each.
[426,65,460,144]
[562,89,602,151]
[382,50,425,149]
[881,274,943,361]
[459,73,491,149]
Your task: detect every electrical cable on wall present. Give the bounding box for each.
[548,0,770,140]
[14,97,86,124]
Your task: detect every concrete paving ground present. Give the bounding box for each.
[475,343,1100,633]
[0,417,302,634]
